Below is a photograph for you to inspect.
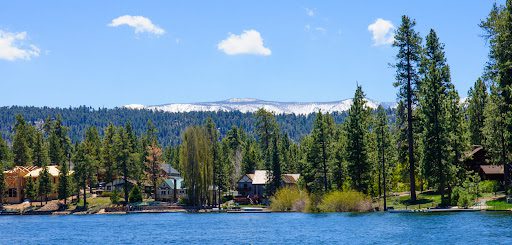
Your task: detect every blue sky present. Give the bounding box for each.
[0,1,502,107]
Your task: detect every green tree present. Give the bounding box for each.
[0,162,4,208]
[145,143,163,200]
[392,15,423,201]
[73,143,93,208]
[25,175,37,205]
[47,116,71,165]
[375,106,391,203]
[467,78,488,146]
[418,29,452,199]
[38,164,52,205]
[179,126,214,207]
[101,123,117,183]
[267,135,282,196]
[129,185,143,203]
[306,111,334,192]
[481,1,512,185]
[12,114,32,165]
[345,86,372,194]
[32,130,50,167]
[58,160,71,205]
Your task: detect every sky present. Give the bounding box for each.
[0,1,504,108]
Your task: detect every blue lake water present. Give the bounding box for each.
[1,212,511,244]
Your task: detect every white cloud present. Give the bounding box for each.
[108,15,165,35]
[0,30,40,61]
[217,30,271,56]
[304,8,315,17]
[368,18,395,46]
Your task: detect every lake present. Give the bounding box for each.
[1,212,511,244]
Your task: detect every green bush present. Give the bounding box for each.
[128,185,143,203]
[270,187,309,212]
[110,189,120,205]
[479,180,500,194]
[101,191,113,197]
[318,190,372,212]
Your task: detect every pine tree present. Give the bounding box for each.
[73,142,93,208]
[0,135,11,166]
[84,126,101,194]
[375,106,391,204]
[25,175,37,205]
[418,29,452,199]
[481,1,512,185]
[32,130,50,167]
[483,83,508,166]
[268,135,282,196]
[12,115,32,165]
[101,123,116,183]
[307,111,334,192]
[58,160,70,205]
[0,162,4,208]
[345,86,372,194]
[467,78,487,146]
[393,15,422,201]
[48,116,71,165]
[38,164,52,205]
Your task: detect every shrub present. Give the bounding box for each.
[479,180,500,195]
[128,185,143,203]
[270,187,309,212]
[318,190,372,212]
[110,189,120,205]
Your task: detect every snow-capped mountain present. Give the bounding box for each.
[124,98,396,115]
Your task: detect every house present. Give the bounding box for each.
[104,178,137,192]
[237,170,300,197]
[479,165,505,181]
[156,177,186,202]
[2,165,70,204]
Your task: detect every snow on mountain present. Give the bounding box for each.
[123,98,396,115]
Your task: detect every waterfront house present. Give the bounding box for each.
[156,177,186,202]
[2,165,70,204]
[237,170,300,197]
[463,145,509,182]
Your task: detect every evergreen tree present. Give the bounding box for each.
[58,160,70,204]
[267,135,282,196]
[12,114,32,165]
[483,83,508,166]
[101,123,116,183]
[205,118,221,206]
[38,164,52,205]
[32,130,50,167]
[481,1,512,185]
[242,140,259,175]
[25,175,37,205]
[306,111,334,192]
[0,162,4,208]
[375,106,391,202]
[393,15,422,201]
[83,126,101,193]
[467,78,488,146]
[73,142,93,208]
[345,86,372,194]
[0,135,12,167]
[48,116,71,165]
[418,29,451,199]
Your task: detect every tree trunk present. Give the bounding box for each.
[83,180,87,209]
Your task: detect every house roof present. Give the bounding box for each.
[282,174,300,184]
[162,177,184,189]
[159,163,180,176]
[4,166,39,176]
[24,165,61,178]
[480,165,504,175]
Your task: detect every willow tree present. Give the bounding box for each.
[179,126,214,208]
[392,15,422,201]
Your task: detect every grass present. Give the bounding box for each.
[380,191,442,210]
[70,196,112,213]
[486,197,512,210]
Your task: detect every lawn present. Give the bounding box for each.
[70,196,112,213]
[378,191,442,210]
[486,197,512,210]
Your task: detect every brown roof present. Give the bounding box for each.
[480,165,504,175]
[281,175,298,184]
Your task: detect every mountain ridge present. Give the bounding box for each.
[124,98,397,115]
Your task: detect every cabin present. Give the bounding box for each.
[104,178,137,193]
[479,165,504,181]
[463,145,511,183]
[237,170,300,197]
[2,165,71,204]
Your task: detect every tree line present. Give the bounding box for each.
[1,2,512,208]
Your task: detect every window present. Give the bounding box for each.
[107,186,111,191]
[243,183,247,188]
[8,188,17,198]
[161,190,167,195]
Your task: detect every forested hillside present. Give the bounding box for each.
[0,106,394,146]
